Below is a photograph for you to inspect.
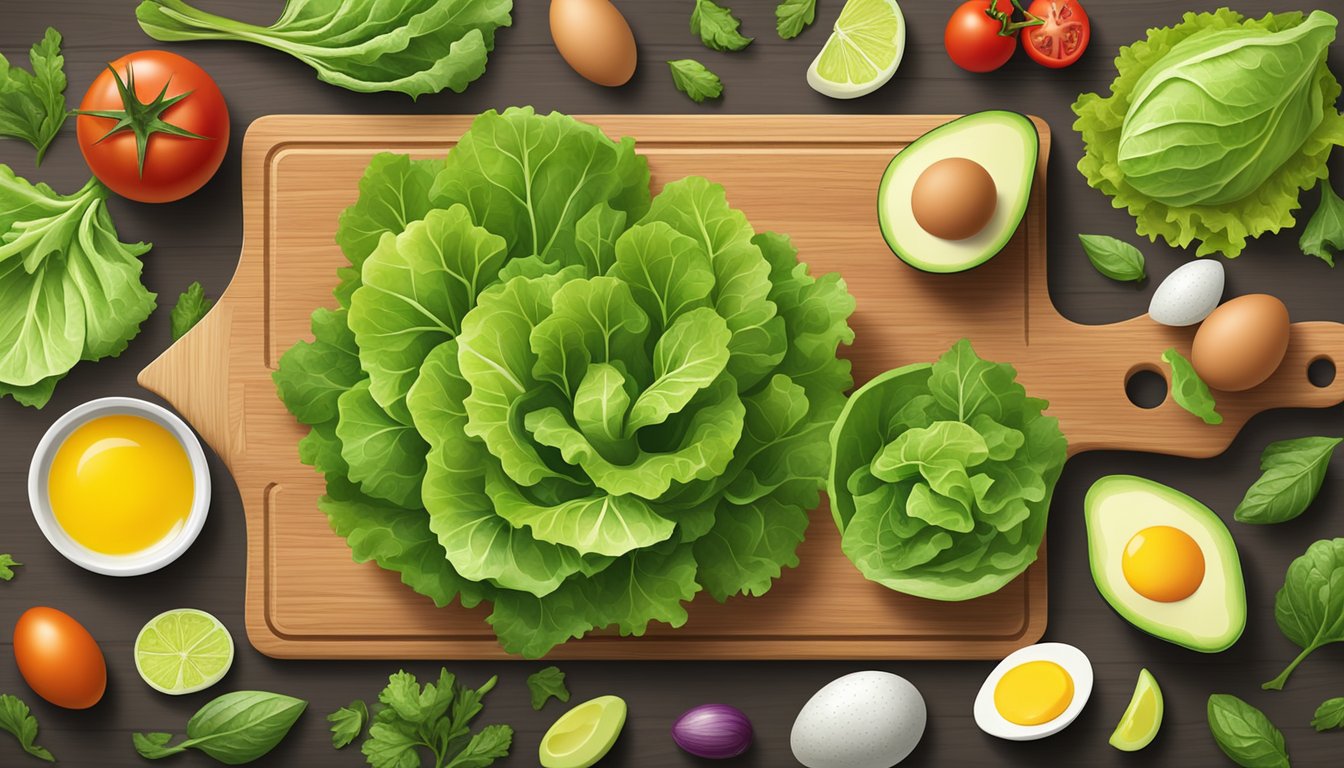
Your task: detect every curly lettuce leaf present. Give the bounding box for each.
[1162,348,1222,425]
[1302,178,1344,266]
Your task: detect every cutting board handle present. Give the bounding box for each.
[137,301,236,466]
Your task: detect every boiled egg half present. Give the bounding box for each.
[974,643,1093,741]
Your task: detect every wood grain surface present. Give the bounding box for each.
[2,1,1344,765]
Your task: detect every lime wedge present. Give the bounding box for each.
[807,0,906,99]
[1109,668,1163,751]
[134,608,234,695]
[540,695,627,768]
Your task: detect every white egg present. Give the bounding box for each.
[791,671,926,768]
[973,643,1093,741]
[1149,259,1224,327]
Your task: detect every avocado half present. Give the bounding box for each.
[878,111,1039,273]
[1084,475,1246,653]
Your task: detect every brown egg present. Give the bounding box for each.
[550,0,638,87]
[1191,294,1290,392]
[910,158,998,240]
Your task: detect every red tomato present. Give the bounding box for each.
[13,607,107,710]
[945,0,1019,73]
[1023,0,1091,68]
[77,50,229,203]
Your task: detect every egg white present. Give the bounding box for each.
[973,643,1093,741]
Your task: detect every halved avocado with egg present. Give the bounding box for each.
[1085,475,1246,653]
[879,111,1038,273]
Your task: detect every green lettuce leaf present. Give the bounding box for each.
[1301,177,1344,266]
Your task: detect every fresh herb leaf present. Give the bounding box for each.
[691,0,753,51]
[170,281,214,340]
[1234,436,1341,524]
[526,667,570,711]
[328,699,368,749]
[1313,698,1344,732]
[0,694,54,762]
[0,28,67,164]
[361,670,511,768]
[1079,234,1146,282]
[0,555,19,581]
[1302,177,1344,267]
[1264,538,1344,690]
[1162,348,1222,425]
[132,690,306,762]
[776,0,817,39]
[136,0,513,99]
[668,59,723,103]
[1207,694,1289,768]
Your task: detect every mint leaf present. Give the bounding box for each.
[526,666,570,711]
[776,0,817,39]
[668,59,723,103]
[1301,178,1344,267]
[0,28,67,164]
[170,281,213,340]
[691,0,753,51]
[0,555,19,581]
[327,699,368,749]
[0,695,54,761]
[1162,348,1222,425]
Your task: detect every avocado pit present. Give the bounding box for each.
[910,157,997,240]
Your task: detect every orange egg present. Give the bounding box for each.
[550,0,638,87]
[13,607,107,709]
[1191,294,1290,392]
[1122,526,1205,602]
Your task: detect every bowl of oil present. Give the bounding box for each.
[28,397,211,576]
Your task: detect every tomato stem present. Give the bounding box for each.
[73,63,210,178]
[984,0,1045,36]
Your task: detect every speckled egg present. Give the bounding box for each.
[790,671,926,768]
[1149,260,1224,327]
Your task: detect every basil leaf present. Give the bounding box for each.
[691,0,752,52]
[1313,698,1344,732]
[1301,178,1344,267]
[134,691,307,763]
[668,60,723,103]
[1234,436,1341,524]
[1264,538,1344,690]
[0,554,19,581]
[1080,234,1146,282]
[1208,694,1289,768]
[170,281,214,340]
[327,699,368,749]
[0,694,54,762]
[1162,348,1222,425]
[0,28,68,164]
[526,666,570,711]
[776,0,817,39]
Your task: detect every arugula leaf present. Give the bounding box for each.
[1313,698,1344,731]
[0,695,54,762]
[776,0,817,39]
[1079,234,1146,282]
[328,699,368,749]
[668,59,723,103]
[362,670,511,768]
[1235,436,1341,524]
[170,281,213,340]
[0,28,67,164]
[133,691,306,763]
[1207,694,1289,768]
[1162,348,1222,425]
[691,0,753,51]
[1264,538,1344,690]
[0,555,19,581]
[1302,177,1344,266]
[526,666,570,711]
[136,0,513,99]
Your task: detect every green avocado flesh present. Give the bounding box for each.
[1085,475,1246,653]
[878,110,1038,273]
[540,695,627,768]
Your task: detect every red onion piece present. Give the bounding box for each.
[672,703,753,759]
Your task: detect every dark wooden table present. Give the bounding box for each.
[3,1,1343,765]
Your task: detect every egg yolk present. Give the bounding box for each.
[1122,525,1205,602]
[993,661,1074,726]
[48,415,193,555]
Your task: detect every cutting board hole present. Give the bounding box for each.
[1309,357,1336,388]
[1125,367,1168,410]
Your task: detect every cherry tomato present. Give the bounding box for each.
[1023,0,1091,68]
[944,0,1019,73]
[13,607,107,710]
[77,50,229,203]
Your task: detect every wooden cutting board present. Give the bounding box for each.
[139,115,1344,660]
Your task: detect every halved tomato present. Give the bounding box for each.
[1023,0,1090,68]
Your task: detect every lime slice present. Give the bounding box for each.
[1109,668,1163,751]
[539,695,627,768]
[134,608,234,695]
[807,0,906,99]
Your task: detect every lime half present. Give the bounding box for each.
[807,0,906,99]
[134,608,235,695]
[1109,668,1163,751]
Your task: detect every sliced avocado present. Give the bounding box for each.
[878,111,1039,273]
[1085,475,1246,653]
[540,695,627,768]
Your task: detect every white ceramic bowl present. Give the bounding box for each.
[28,397,211,576]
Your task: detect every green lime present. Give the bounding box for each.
[134,608,234,695]
[539,695,627,768]
[1109,668,1163,751]
[807,0,906,99]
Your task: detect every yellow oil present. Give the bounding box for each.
[48,415,194,555]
